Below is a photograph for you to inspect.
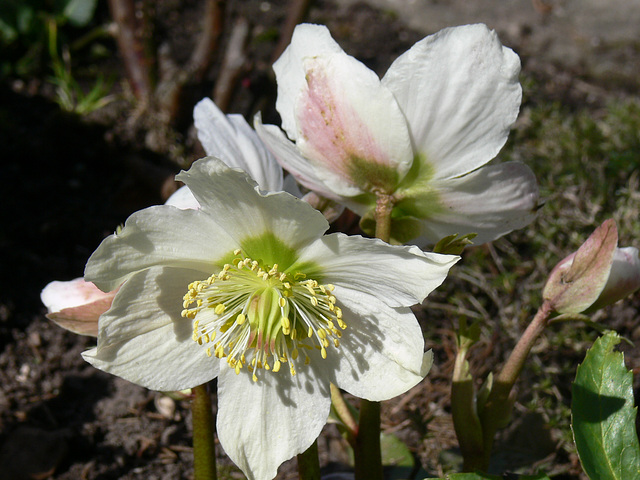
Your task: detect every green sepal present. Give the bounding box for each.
[571,331,640,480]
[434,233,478,255]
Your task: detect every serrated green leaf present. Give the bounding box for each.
[572,331,640,480]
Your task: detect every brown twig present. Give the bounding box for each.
[270,0,314,65]
[187,0,226,82]
[108,0,155,104]
[213,18,250,112]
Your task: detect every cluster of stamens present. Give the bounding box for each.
[181,249,346,382]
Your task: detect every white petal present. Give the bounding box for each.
[82,267,219,391]
[383,24,521,180]
[298,233,459,307]
[412,162,539,245]
[273,24,345,140]
[164,185,200,210]
[274,25,414,196]
[315,300,432,400]
[216,363,331,480]
[41,277,107,312]
[255,115,351,199]
[85,204,235,292]
[177,157,330,254]
[194,98,283,191]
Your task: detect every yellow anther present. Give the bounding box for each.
[279,273,287,281]
[278,297,287,308]
[233,248,242,255]
[308,326,313,337]
[289,364,296,376]
[291,349,299,360]
[327,284,335,291]
[273,360,281,372]
[235,363,241,375]
[305,355,310,365]
[317,329,326,339]
[282,316,291,331]
[291,329,297,340]
[236,313,246,325]
[310,296,318,307]
[252,373,258,382]
[321,347,327,359]
[206,348,212,357]
[334,339,340,347]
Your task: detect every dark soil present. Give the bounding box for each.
[1,1,638,479]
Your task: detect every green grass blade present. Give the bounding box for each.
[572,331,640,480]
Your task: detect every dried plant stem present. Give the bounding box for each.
[192,384,218,480]
[108,0,155,103]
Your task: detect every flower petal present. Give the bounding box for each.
[272,23,344,140]
[255,115,341,199]
[312,299,433,400]
[165,185,200,210]
[194,98,283,191]
[177,157,330,253]
[382,24,521,180]
[406,162,539,246]
[85,204,235,292]
[82,267,219,391]
[216,362,331,480]
[274,24,414,196]
[298,233,459,307]
[41,277,109,312]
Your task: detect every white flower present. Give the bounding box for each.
[83,157,458,480]
[41,99,284,328]
[255,23,539,245]
[166,97,288,210]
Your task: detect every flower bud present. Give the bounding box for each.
[542,219,640,314]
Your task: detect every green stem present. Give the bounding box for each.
[192,383,218,480]
[477,301,554,470]
[297,440,321,480]
[354,399,383,480]
[352,192,395,480]
[451,346,485,471]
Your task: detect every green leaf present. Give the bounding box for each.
[422,473,551,479]
[572,331,640,480]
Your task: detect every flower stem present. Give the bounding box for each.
[192,383,217,480]
[354,399,383,480]
[476,301,554,470]
[352,193,395,480]
[374,193,393,243]
[297,440,321,480]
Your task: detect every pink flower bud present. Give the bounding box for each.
[543,219,640,314]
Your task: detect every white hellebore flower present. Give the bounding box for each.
[83,157,459,480]
[167,97,287,209]
[256,23,539,246]
[40,99,286,332]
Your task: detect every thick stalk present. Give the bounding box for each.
[374,193,393,243]
[192,384,218,480]
[451,348,485,471]
[476,301,554,470]
[354,399,383,480]
[353,192,395,480]
[297,440,321,480]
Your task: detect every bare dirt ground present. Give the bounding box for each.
[1,0,639,479]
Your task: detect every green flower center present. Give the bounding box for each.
[181,249,346,381]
